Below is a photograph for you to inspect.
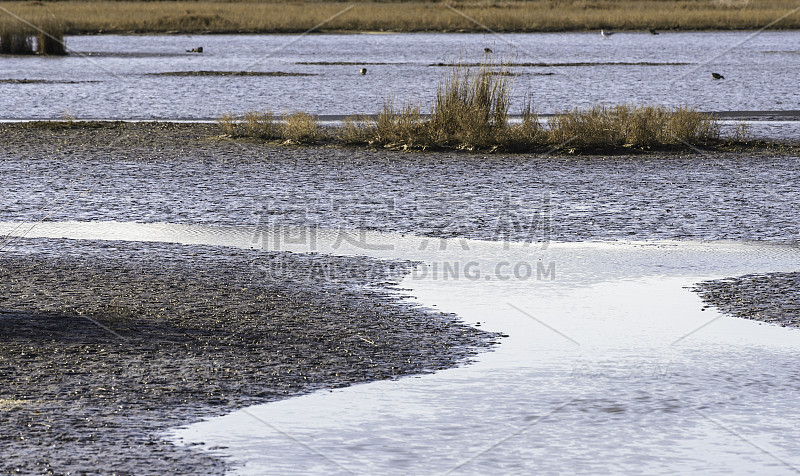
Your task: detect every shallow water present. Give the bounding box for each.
[3,149,800,243]
[152,231,800,475]
[1,32,799,120]
[1,221,799,474]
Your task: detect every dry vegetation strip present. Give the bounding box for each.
[0,0,798,34]
[218,64,726,152]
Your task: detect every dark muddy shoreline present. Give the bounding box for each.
[693,272,800,328]
[0,238,497,474]
[2,121,799,156]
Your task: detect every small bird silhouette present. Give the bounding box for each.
[484,47,492,53]
[186,46,203,53]
[360,68,367,75]
[711,72,725,80]
[649,28,659,35]
[601,29,615,38]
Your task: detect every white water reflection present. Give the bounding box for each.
[2,221,799,474]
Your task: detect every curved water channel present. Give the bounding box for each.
[2,221,799,474]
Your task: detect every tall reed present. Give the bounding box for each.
[426,64,511,149]
[0,18,67,55]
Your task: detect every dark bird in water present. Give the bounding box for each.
[484,47,492,53]
[187,47,203,53]
[649,29,659,35]
[360,68,367,75]
[711,72,725,79]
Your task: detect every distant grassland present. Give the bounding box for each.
[0,0,798,34]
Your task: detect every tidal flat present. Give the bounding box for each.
[2,121,800,473]
[0,238,496,474]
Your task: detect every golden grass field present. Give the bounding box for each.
[0,0,798,34]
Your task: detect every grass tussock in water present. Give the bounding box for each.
[339,116,377,145]
[219,111,319,143]
[548,105,719,149]
[243,111,277,140]
[427,65,511,149]
[0,0,798,34]
[219,63,721,152]
[0,18,67,55]
[282,112,320,143]
[362,65,515,150]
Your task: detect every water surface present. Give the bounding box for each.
[2,221,798,474]
[1,32,799,119]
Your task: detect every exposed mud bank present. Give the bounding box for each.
[0,238,496,474]
[693,272,800,328]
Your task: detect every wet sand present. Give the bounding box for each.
[0,238,496,474]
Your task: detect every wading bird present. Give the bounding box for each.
[711,72,725,79]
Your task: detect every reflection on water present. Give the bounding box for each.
[0,31,799,119]
[1,221,799,474]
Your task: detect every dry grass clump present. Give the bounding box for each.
[339,116,376,145]
[36,19,67,55]
[425,65,511,150]
[369,65,513,150]
[730,121,752,142]
[218,63,719,152]
[498,102,546,151]
[243,111,277,139]
[218,111,318,142]
[281,112,320,144]
[663,106,720,144]
[548,105,719,149]
[219,103,718,152]
[0,18,67,55]
[0,1,798,33]
[374,103,428,148]
[217,111,239,136]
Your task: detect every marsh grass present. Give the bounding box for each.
[426,65,511,150]
[0,18,66,55]
[0,20,34,54]
[217,111,239,136]
[281,112,320,144]
[547,105,719,150]
[499,101,546,151]
[339,116,376,145]
[731,121,752,142]
[221,105,718,153]
[219,62,720,152]
[218,111,282,140]
[36,19,67,55]
[374,102,427,148]
[0,0,798,33]
[243,111,277,139]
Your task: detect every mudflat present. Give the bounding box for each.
[2,119,800,472]
[0,238,497,474]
